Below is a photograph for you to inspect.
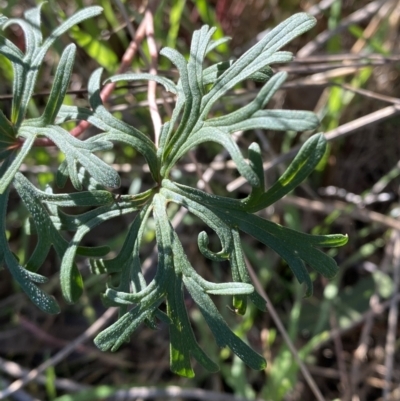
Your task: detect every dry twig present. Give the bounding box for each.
[0,308,117,399]
[244,256,327,401]
[144,8,162,146]
[32,0,158,147]
[227,105,400,192]
[17,316,133,368]
[297,0,390,57]
[0,357,88,393]
[281,196,400,231]
[383,231,400,400]
[329,308,351,400]
[109,386,262,401]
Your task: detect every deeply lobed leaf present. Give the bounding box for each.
[0,5,348,378]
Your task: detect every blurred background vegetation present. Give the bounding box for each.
[0,0,400,400]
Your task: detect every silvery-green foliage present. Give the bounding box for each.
[0,5,347,376]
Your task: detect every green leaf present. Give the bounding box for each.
[0,109,16,140]
[207,71,287,126]
[6,255,60,314]
[0,134,36,194]
[205,36,231,54]
[231,228,266,312]
[0,6,348,377]
[203,60,274,86]
[184,276,266,370]
[163,178,347,296]
[160,185,234,259]
[76,245,110,257]
[0,4,102,127]
[3,17,39,61]
[0,15,7,27]
[167,272,219,376]
[0,186,59,314]
[107,73,177,94]
[172,126,259,186]
[218,209,347,295]
[14,173,64,271]
[60,202,140,303]
[41,189,113,207]
[91,202,152,279]
[19,124,120,190]
[55,160,69,188]
[244,134,327,211]
[23,4,44,49]
[39,6,103,57]
[86,68,160,182]
[246,142,265,202]
[0,109,17,162]
[202,13,316,112]
[0,32,24,62]
[40,44,76,125]
[222,109,319,133]
[94,297,163,351]
[159,25,219,174]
